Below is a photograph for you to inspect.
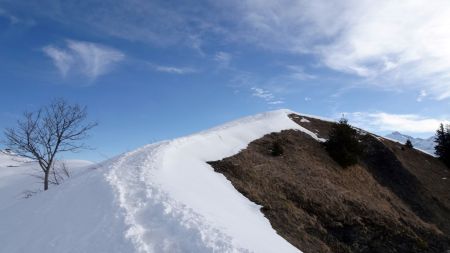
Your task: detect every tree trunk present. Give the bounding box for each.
[44,170,49,191]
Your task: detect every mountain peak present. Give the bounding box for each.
[385,131,435,155]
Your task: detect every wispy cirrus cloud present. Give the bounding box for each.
[251,87,284,105]
[214,51,232,67]
[10,0,219,50]
[42,46,74,76]
[343,111,450,134]
[0,8,19,24]
[286,65,316,80]
[0,7,35,26]
[43,40,124,80]
[152,65,197,74]
[223,0,450,99]
[417,90,428,102]
[8,0,450,99]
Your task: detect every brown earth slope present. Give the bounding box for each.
[208,114,450,253]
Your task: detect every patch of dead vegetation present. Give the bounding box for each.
[208,114,450,253]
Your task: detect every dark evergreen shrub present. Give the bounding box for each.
[270,141,284,156]
[405,139,413,149]
[325,118,361,168]
[435,123,450,167]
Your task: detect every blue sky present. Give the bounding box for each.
[1,0,449,161]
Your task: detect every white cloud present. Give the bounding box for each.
[67,40,124,78]
[0,8,36,26]
[344,111,450,134]
[251,87,274,100]
[16,1,450,98]
[251,87,284,105]
[286,65,316,80]
[417,90,427,102]
[268,100,284,105]
[43,40,124,79]
[214,51,232,67]
[16,1,216,50]
[42,46,73,76]
[152,65,196,74]
[0,8,19,24]
[229,0,450,99]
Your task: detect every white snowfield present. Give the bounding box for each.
[0,109,321,253]
[0,152,93,210]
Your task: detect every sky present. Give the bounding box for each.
[0,0,449,161]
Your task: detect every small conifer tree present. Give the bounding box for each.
[270,141,284,156]
[325,117,361,168]
[435,123,450,167]
[405,139,413,149]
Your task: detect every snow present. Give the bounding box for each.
[300,117,310,123]
[288,112,335,123]
[0,154,134,253]
[0,109,319,253]
[0,151,93,209]
[384,131,436,155]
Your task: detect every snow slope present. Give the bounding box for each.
[0,152,134,253]
[0,151,93,209]
[0,109,321,253]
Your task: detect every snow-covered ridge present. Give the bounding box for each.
[106,109,316,252]
[0,109,320,253]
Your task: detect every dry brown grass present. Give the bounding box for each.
[208,114,450,253]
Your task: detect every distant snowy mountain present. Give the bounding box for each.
[385,131,436,155]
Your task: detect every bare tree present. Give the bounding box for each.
[4,99,97,190]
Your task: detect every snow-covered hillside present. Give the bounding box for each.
[385,131,436,155]
[0,109,320,253]
[0,151,93,210]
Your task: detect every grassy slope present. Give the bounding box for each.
[208,114,450,253]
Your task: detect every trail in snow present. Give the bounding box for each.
[0,109,323,253]
[107,143,242,253]
[105,110,317,253]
